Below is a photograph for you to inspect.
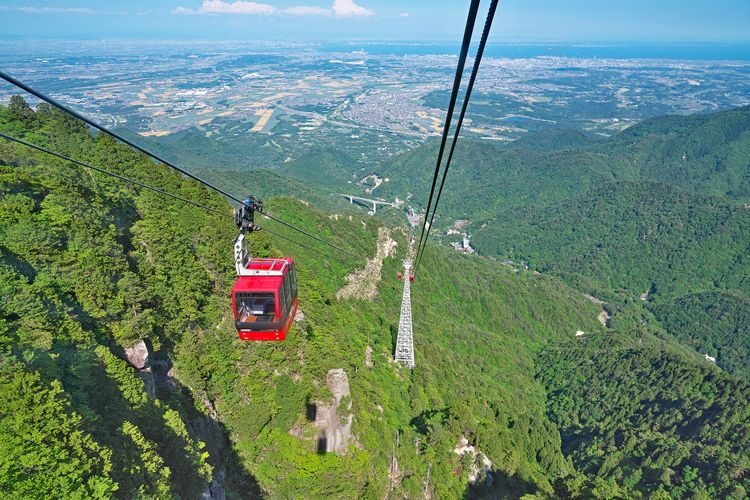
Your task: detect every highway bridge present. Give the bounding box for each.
[339,193,396,214]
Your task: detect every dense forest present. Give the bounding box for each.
[0,96,239,497]
[378,105,750,221]
[473,180,749,300]
[2,97,749,498]
[651,291,750,379]
[538,331,750,498]
[466,129,749,378]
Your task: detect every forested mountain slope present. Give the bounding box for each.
[177,203,611,497]
[133,104,750,228]
[467,150,749,378]
[0,97,265,498]
[3,98,750,499]
[596,105,750,199]
[651,291,750,379]
[377,106,750,380]
[383,105,750,217]
[0,98,603,497]
[473,180,749,301]
[538,331,750,498]
[377,138,616,223]
[0,99,242,497]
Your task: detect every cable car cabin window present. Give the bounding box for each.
[280,275,287,317]
[287,271,294,305]
[235,292,279,330]
[281,272,292,316]
[290,262,298,297]
[279,277,288,319]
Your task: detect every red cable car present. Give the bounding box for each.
[232,257,298,341]
[232,195,298,341]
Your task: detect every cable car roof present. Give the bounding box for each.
[233,275,284,289]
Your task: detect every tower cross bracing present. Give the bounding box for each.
[394,259,415,368]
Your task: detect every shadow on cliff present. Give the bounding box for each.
[462,468,538,500]
[150,347,264,498]
[27,343,263,498]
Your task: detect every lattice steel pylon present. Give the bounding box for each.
[394,259,415,368]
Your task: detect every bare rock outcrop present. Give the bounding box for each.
[365,345,373,368]
[454,437,493,485]
[337,227,397,301]
[124,339,150,370]
[294,307,305,322]
[314,368,356,455]
[202,472,226,500]
[124,339,155,398]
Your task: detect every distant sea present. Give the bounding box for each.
[320,42,750,60]
[1,39,749,61]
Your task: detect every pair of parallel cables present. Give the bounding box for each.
[414,0,499,272]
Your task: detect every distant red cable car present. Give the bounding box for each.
[231,195,298,341]
[397,270,414,282]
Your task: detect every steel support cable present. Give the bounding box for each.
[257,211,356,258]
[258,226,335,258]
[0,132,232,219]
[0,132,343,260]
[415,0,499,271]
[0,71,350,255]
[414,0,481,266]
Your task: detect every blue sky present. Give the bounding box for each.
[0,0,748,42]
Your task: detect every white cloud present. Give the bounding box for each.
[203,0,277,14]
[172,6,197,14]
[174,0,278,15]
[173,0,374,18]
[332,0,373,17]
[0,6,96,14]
[286,6,332,16]
[400,12,409,17]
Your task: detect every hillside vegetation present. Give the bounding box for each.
[651,291,750,379]
[3,97,750,499]
[0,97,250,498]
[464,115,750,377]
[538,331,750,498]
[473,180,749,301]
[0,97,604,497]
[377,106,750,379]
[379,105,750,221]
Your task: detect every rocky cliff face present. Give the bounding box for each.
[314,368,356,456]
[125,340,232,499]
[454,437,493,485]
